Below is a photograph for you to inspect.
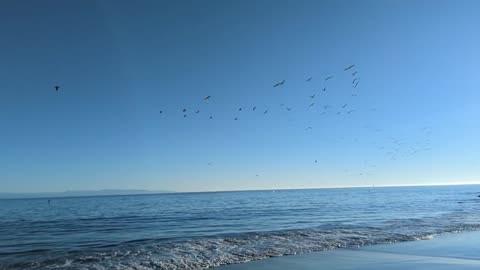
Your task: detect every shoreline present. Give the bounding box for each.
[217,231,480,269]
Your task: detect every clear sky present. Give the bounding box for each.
[1,0,479,193]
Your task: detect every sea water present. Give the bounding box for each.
[1,185,479,269]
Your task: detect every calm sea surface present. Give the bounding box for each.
[1,185,480,269]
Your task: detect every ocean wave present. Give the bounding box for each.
[3,224,480,270]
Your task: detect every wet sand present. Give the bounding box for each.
[218,231,480,270]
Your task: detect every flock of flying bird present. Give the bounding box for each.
[53,64,432,177]
[148,64,362,120]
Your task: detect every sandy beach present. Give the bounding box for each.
[218,231,480,270]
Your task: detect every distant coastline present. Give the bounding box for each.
[0,189,173,199]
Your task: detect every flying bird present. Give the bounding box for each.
[309,103,315,107]
[344,64,356,71]
[238,108,242,111]
[264,110,269,114]
[204,96,211,100]
[306,77,312,82]
[342,104,347,108]
[183,109,187,112]
[273,80,285,87]
[325,76,334,81]
[305,127,313,130]
[322,87,327,91]
[354,82,359,88]
[347,110,356,114]
[253,106,256,111]
[337,112,342,115]
[159,110,163,114]
[209,116,213,119]
[234,117,238,120]
[54,86,60,91]
[309,94,315,99]
[183,114,187,118]
[352,71,358,76]
[352,78,359,84]
[286,107,292,111]
[195,110,200,114]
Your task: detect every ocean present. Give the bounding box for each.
[1,185,479,269]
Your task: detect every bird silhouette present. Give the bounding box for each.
[209,116,213,119]
[344,64,356,71]
[342,104,347,108]
[234,117,238,120]
[238,108,242,111]
[352,78,359,84]
[354,82,359,88]
[352,71,358,76]
[183,109,187,112]
[253,106,256,111]
[195,110,200,114]
[264,110,269,114]
[322,87,327,91]
[273,80,285,87]
[347,110,356,114]
[204,96,211,100]
[306,77,312,82]
[309,103,315,107]
[286,107,292,111]
[54,86,60,91]
[159,110,163,114]
[309,94,315,99]
[183,114,187,118]
[325,76,334,81]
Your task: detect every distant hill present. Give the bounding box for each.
[0,189,173,199]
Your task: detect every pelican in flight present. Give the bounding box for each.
[342,104,347,108]
[264,110,269,114]
[183,109,187,112]
[273,80,285,87]
[238,108,242,111]
[209,116,213,119]
[322,87,327,91]
[352,71,358,76]
[234,117,238,120]
[309,94,315,99]
[325,76,334,81]
[352,78,359,84]
[354,82,359,88]
[54,86,60,91]
[286,107,292,111]
[344,64,356,71]
[159,110,163,114]
[306,77,312,82]
[183,114,187,118]
[253,106,256,111]
[195,110,200,114]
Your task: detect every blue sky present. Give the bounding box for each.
[1,0,479,192]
